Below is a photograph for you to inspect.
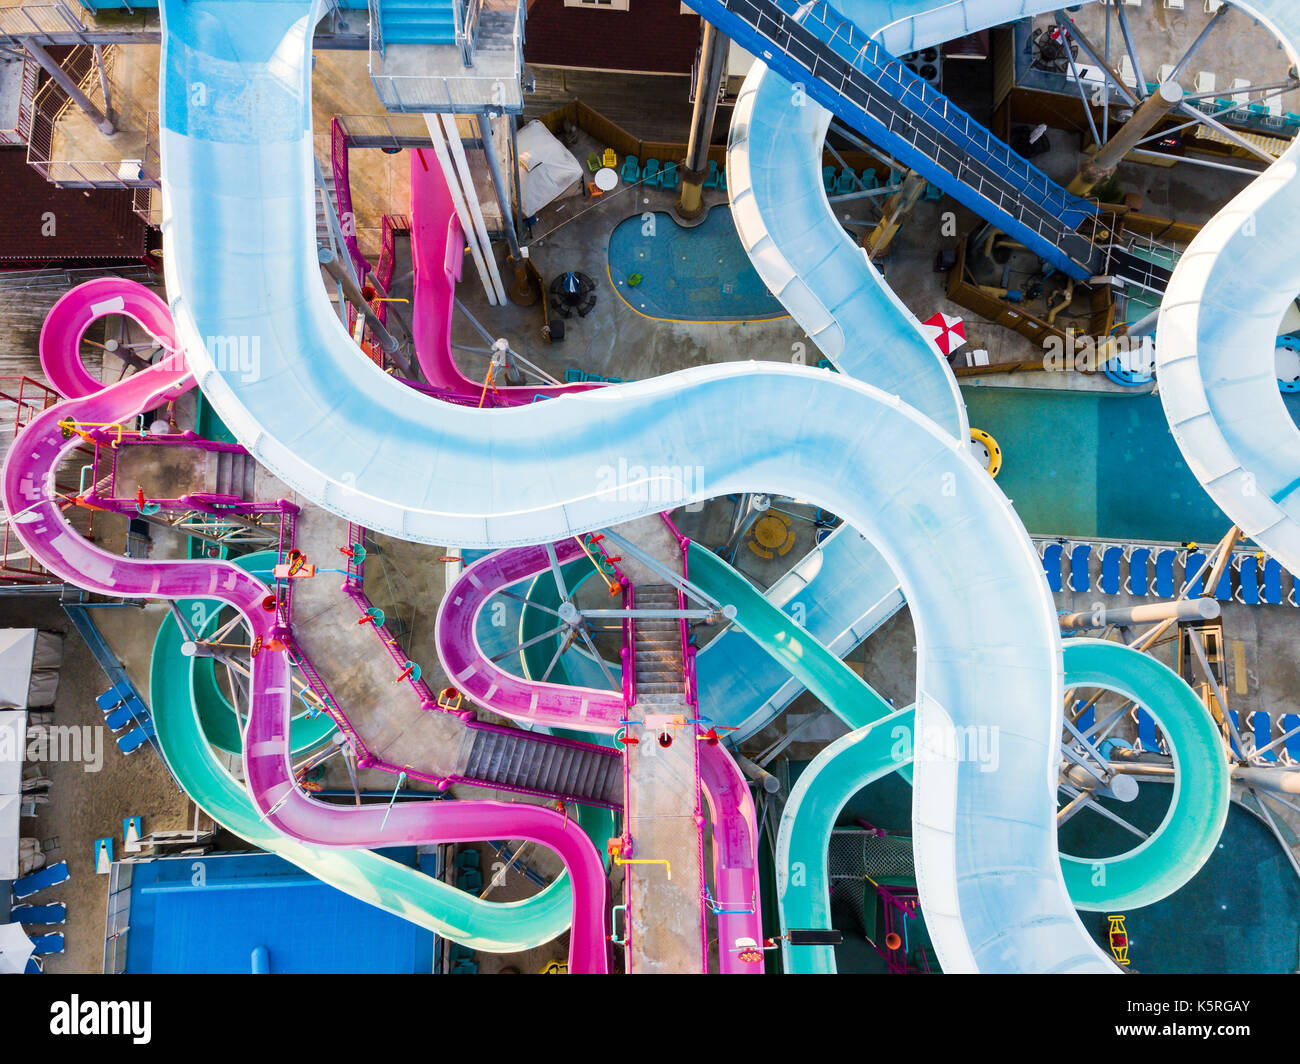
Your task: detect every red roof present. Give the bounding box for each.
[524,0,701,75]
[0,147,148,265]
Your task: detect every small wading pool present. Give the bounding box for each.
[607,207,787,322]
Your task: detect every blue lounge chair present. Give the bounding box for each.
[621,154,640,183]
[822,165,837,192]
[24,958,42,974]
[1262,558,1284,604]
[11,904,66,926]
[1041,542,1064,593]
[1182,550,1207,597]
[1228,709,1243,758]
[1134,708,1163,754]
[641,158,661,188]
[1235,554,1261,605]
[31,933,64,956]
[659,161,679,190]
[1252,712,1279,763]
[1069,543,1092,593]
[95,687,127,712]
[1153,549,1177,598]
[104,704,137,733]
[116,726,152,756]
[1281,713,1300,763]
[1099,546,1123,595]
[1125,546,1151,595]
[13,861,69,900]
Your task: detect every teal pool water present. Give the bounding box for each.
[794,769,1300,973]
[607,208,787,321]
[964,386,1300,543]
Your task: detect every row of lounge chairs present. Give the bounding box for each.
[1039,541,1288,605]
[9,861,70,972]
[96,685,156,756]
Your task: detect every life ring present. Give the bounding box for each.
[968,428,1002,479]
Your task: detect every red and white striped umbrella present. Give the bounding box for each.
[920,312,967,355]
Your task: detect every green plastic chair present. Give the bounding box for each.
[621,154,640,182]
[586,151,601,174]
[641,158,662,187]
[660,161,680,190]
[702,159,721,190]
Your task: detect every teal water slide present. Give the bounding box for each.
[689,544,1229,965]
[149,553,576,952]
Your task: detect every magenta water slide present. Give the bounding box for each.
[409,149,597,401]
[3,341,612,972]
[437,540,763,971]
[40,277,178,400]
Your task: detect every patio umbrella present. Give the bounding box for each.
[920,311,967,356]
[0,920,35,975]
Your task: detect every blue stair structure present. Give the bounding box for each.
[64,604,161,759]
[377,0,458,46]
[685,0,1172,292]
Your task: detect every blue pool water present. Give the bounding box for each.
[607,208,787,321]
[123,850,436,974]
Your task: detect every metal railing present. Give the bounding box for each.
[368,0,383,58]
[102,860,132,974]
[25,43,159,189]
[369,0,524,114]
[0,52,37,145]
[0,1,90,42]
[335,112,428,148]
[457,0,483,66]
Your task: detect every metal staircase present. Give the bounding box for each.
[461,723,622,807]
[211,449,258,501]
[633,585,689,704]
[689,0,1172,291]
[376,0,458,45]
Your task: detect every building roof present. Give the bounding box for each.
[0,148,147,264]
[524,0,701,75]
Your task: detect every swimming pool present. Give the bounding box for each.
[607,207,787,322]
[119,850,437,974]
[964,386,1300,543]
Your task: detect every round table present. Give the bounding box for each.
[594,167,618,192]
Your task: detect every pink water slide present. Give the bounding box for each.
[436,541,765,972]
[8,282,610,972]
[408,149,599,401]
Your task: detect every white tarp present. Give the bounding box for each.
[0,795,19,881]
[0,710,25,797]
[0,629,63,709]
[514,120,584,218]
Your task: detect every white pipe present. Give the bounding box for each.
[424,114,498,307]
[438,112,507,306]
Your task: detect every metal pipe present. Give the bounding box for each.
[1053,12,1139,108]
[678,20,729,218]
[318,247,404,362]
[1167,1,1232,84]
[24,40,115,136]
[1113,1,1147,100]
[424,116,498,306]
[1068,81,1183,195]
[1059,596,1218,631]
[438,111,506,305]
[1176,101,1279,166]
[475,114,520,259]
[1234,766,1300,795]
[733,751,780,794]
